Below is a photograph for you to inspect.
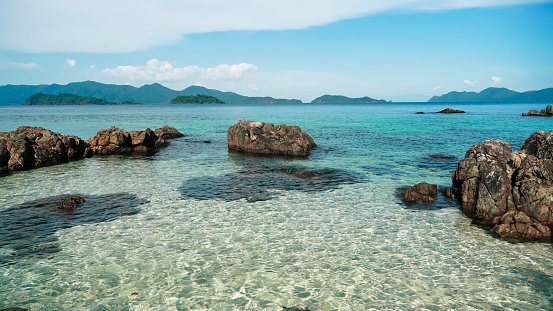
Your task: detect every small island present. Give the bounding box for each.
[23,93,142,105]
[311,95,388,104]
[170,94,225,104]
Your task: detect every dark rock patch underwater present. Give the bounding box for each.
[0,193,147,265]
[179,163,365,202]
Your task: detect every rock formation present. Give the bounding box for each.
[452,130,553,240]
[401,182,438,204]
[227,120,316,156]
[522,104,553,117]
[0,126,91,172]
[437,108,465,114]
[86,125,183,155]
[0,125,183,174]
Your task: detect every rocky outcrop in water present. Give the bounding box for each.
[227,120,316,156]
[452,130,553,241]
[0,126,91,172]
[86,125,183,155]
[522,104,553,117]
[437,108,465,114]
[401,182,438,204]
[0,125,183,174]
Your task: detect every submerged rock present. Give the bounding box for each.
[0,193,146,265]
[227,119,316,156]
[522,104,553,117]
[0,126,90,172]
[437,108,465,114]
[179,164,363,202]
[452,130,553,241]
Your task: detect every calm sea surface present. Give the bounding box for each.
[0,102,552,310]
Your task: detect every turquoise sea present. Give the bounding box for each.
[0,102,552,310]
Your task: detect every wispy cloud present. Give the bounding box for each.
[464,80,475,88]
[11,62,38,70]
[66,59,76,67]
[492,76,503,84]
[102,59,257,82]
[1,0,549,53]
[433,86,442,90]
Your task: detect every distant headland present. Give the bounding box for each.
[428,87,553,103]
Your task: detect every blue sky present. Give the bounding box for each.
[0,0,552,102]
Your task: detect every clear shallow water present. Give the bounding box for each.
[0,102,552,310]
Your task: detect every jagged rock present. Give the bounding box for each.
[437,108,465,113]
[154,125,185,140]
[401,182,437,204]
[452,130,553,241]
[86,125,184,155]
[0,126,89,172]
[227,119,316,156]
[522,104,553,117]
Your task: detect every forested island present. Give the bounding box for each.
[428,87,553,103]
[170,94,224,104]
[23,93,142,105]
[311,95,388,104]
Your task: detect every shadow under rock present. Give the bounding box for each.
[0,193,147,265]
[179,162,366,202]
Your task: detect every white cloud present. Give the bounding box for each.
[90,65,96,70]
[66,59,76,67]
[433,86,442,90]
[203,63,258,80]
[0,0,548,53]
[248,84,260,91]
[464,80,475,88]
[492,76,503,84]
[12,62,37,69]
[102,59,257,82]
[193,82,205,87]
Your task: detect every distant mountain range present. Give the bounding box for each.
[311,95,388,104]
[0,81,302,105]
[428,87,553,103]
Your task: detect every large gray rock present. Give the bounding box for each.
[452,130,553,240]
[0,126,90,172]
[227,120,316,156]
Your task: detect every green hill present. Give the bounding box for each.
[311,95,388,104]
[23,93,142,105]
[428,87,553,103]
[0,81,303,105]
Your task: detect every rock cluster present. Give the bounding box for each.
[452,130,553,240]
[522,104,553,117]
[0,126,90,172]
[1,125,183,174]
[85,125,183,155]
[437,108,465,114]
[227,120,316,156]
[401,182,438,203]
